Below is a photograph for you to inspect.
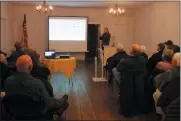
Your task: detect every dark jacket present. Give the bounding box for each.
[31,64,50,81]
[141,52,148,61]
[146,51,163,76]
[24,49,39,65]
[165,97,180,121]
[106,51,128,71]
[31,64,53,97]
[0,62,11,89]
[100,32,111,45]
[0,62,10,81]
[4,72,66,110]
[157,77,180,109]
[155,66,180,91]
[7,50,25,64]
[116,55,148,115]
[34,77,53,98]
[116,55,146,72]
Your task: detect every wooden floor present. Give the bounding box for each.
[50,61,158,121]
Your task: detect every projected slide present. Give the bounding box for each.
[48,17,88,52]
[49,18,86,41]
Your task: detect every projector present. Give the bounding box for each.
[57,54,70,59]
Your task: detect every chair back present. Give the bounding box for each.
[165,97,180,121]
[3,93,46,120]
[158,77,180,108]
[119,69,146,115]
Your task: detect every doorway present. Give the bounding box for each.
[85,24,100,61]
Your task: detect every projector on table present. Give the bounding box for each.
[45,50,71,59]
[56,54,70,59]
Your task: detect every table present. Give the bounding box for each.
[42,57,76,79]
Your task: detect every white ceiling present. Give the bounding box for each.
[10,1,151,8]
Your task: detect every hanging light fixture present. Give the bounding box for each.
[36,1,53,14]
[109,4,125,16]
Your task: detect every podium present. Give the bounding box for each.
[92,46,116,82]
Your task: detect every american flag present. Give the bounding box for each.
[21,14,28,48]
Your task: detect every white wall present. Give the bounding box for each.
[10,3,134,59]
[133,2,180,56]
[0,2,14,54]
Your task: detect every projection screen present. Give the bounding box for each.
[48,17,88,52]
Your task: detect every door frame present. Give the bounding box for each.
[86,24,101,61]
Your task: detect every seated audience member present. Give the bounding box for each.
[146,43,165,77]
[153,53,180,116]
[106,43,128,85]
[106,43,128,71]
[31,54,50,80]
[113,44,147,116]
[112,44,146,85]
[172,45,180,53]
[151,49,173,78]
[4,55,68,118]
[140,45,148,61]
[7,41,25,64]
[165,40,173,50]
[30,53,52,97]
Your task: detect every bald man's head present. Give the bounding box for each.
[16,55,33,73]
[130,44,141,55]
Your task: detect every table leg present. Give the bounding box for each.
[72,79,73,87]
[74,75,76,82]
[69,77,73,87]
[69,78,71,84]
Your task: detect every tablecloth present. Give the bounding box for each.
[43,57,76,79]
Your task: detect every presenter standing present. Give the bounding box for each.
[100,27,111,50]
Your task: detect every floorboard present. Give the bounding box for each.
[65,79,82,120]
[77,79,97,120]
